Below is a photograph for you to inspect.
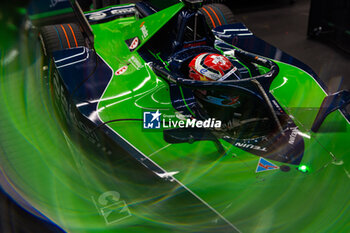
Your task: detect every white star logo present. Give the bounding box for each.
[151,110,161,122]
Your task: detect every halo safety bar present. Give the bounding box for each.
[150,49,279,90]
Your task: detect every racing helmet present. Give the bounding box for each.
[188,53,240,81]
[188,53,243,126]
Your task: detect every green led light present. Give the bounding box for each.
[298,165,309,173]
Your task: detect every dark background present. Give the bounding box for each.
[1,0,349,232]
[234,0,350,93]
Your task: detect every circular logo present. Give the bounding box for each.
[89,13,107,21]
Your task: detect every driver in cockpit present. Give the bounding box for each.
[187,52,275,134]
[187,52,246,127]
[188,52,241,82]
[188,52,244,109]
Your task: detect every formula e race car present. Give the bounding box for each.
[38,0,350,170]
[1,0,350,232]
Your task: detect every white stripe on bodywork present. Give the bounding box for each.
[215,28,250,35]
[56,48,90,69]
[84,4,135,16]
[55,47,87,63]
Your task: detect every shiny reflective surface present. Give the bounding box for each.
[1,2,350,233]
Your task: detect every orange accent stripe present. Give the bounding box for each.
[202,7,216,28]
[67,24,78,47]
[208,6,222,26]
[60,24,71,48]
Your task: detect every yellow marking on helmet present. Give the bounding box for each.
[200,75,210,81]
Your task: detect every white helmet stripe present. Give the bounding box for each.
[195,53,208,71]
[195,53,222,81]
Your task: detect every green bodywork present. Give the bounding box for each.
[0,2,350,233]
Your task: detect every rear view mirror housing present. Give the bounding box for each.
[311,90,350,132]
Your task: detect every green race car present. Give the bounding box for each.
[1,0,350,232]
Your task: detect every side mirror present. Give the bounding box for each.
[311,90,350,132]
[163,128,225,154]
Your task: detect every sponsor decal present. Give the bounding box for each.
[129,37,139,50]
[200,68,208,74]
[219,66,238,81]
[143,110,222,130]
[256,157,279,173]
[86,6,135,22]
[89,12,107,21]
[140,22,149,39]
[272,100,283,113]
[125,37,140,52]
[128,56,144,70]
[92,191,131,225]
[115,66,128,76]
[235,142,267,152]
[111,8,135,15]
[288,127,299,145]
